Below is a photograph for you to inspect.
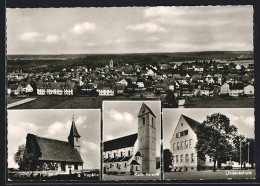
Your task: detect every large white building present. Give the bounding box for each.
[103,103,157,175]
[37,82,76,96]
[170,115,214,172]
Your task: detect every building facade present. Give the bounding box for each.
[170,115,214,172]
[103,103,157,174]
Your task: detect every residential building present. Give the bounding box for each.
[169,115,214,172]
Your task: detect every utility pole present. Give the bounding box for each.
[240,140,242,170]
[248,141,250,170]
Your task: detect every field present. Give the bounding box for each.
[185,96,254,108]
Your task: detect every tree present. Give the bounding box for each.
[163,149,173,172]
[14,144,26,170]
[195,113,238,171]
[164,90,177,108]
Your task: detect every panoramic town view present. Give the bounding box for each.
[6,5,254,182]
[7,51,254,109]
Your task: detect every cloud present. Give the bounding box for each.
[46,120,71,136]
[72,22,97,34]
[105,135,114,141]
[75,115,87,126]
[44,34,60,43]
[106,109,134,123]
[126,22,167,33]
[81,140,99,151]
[19,32,43,41]
[114,38,128,44]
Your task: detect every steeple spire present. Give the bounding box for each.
[68,115,81,139]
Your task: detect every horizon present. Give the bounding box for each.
[6,50,254,56]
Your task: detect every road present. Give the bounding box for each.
[7,98,37,108]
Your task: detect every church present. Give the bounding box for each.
[24,116,83,173]
[103,103,157,175]
[169,115,214,172]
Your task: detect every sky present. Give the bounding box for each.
[163,108,255,150]
[7,109,100,169]
[6,6,253,54]
[103,101,161,157]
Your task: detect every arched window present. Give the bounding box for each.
[142,117,145,125]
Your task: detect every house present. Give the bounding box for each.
[8,84,23,95]
[96,83,114,96]
[229,84,244,97]
[136,78,145,88]
[146,69,156,76]
[220,83,230,95]
[117,79,128,87]
[25,83,34,94]
[199,84,213,97]
[180,84,194,97]
[37,82,76,96]
[103,103,157,174]
[24,116,83,173]
[169,115,215,172]
[244,84,254,96]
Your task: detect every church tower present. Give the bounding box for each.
[68,115,81,155]
[109,59,113,68]
[137,103,156,172]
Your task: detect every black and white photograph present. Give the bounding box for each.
[7,109,100,181]
[6,6,254,110]
[162,108,255,180]
[102,101,161,180]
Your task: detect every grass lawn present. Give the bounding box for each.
[185,96,254,108]
[164,169,255,180]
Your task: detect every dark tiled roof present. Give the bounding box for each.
[229,83,244,90]
[27,134,83,163]
[104,133,138,152]
[37,82,75,89]
[135,151,142,157]
[130,160,140,165]
[137,103,156,118]
[121,155,132,162]
[182,115,201,134]
[68,120,81,138]
[107,157,117,162]
[114,156,125,162]
[104,158,111,163]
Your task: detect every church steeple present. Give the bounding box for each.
[68,115,81,154]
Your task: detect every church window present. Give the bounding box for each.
[189,139,192,148]
[142,109,145,113]
[181,123,183,126]
[177,142,180,150]
[176,155,179,163]
[180,155,183,163]
[143,117,145,125]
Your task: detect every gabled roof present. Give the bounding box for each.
[27,134,83,163]
[104,133,138,152]
[135,151,142,157]
[130,160,140,165]
[137,103,156,118]
[68,117,81,138]
[182,115,201,134]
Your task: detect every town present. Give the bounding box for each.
[7,52,254,109]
